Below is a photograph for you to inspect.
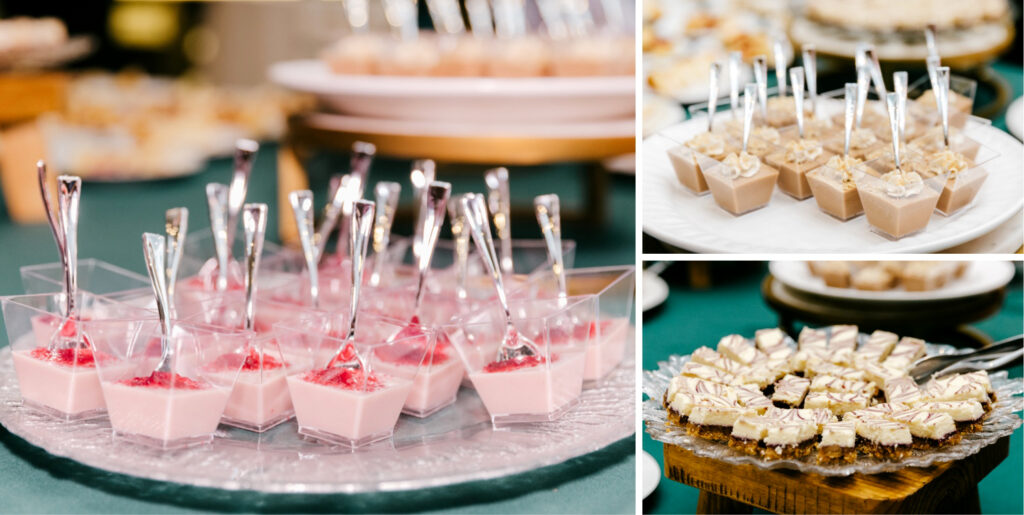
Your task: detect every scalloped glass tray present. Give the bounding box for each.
[643,342,1023,477]
[0,337,635,493]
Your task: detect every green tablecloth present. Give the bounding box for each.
[0,147,636,513]
[642,262,1023,514]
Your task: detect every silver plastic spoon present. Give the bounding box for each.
[333,142,376,259]
[242,203,267,331]
[205,183,231,291]
[790,67,805,139]
[534,194,566,307]
[411,159,437,262]
[448,194,473,301]
[290,190,319,308]
[142,233,174,373]
[753,56,767,120]
[370,181,401,288]
[164,207,188,318]
[461,194,537,362]
[741,84,756,155]
[843,83,857,157]
[225,139,259,251]
[484,167,513,275]
[802,45,817,117]
[327,199,375,369]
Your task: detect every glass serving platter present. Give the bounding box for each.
[0,333,634,493]
[643,340,1023,477]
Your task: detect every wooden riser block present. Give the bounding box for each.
[663,436,1009,514]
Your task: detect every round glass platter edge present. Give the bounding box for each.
[0,340,636,494]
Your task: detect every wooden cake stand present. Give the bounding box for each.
[661,436,1010,514]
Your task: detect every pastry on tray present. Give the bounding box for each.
[661,325,998,464]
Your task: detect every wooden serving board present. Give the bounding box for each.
[662,436,1010,514]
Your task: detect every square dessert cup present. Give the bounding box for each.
[909,126,985,162]
[666,144,716,195]
[275,314,434,448]
[444,296,592,426]
[907,74,977,130]
[84,320,245,449]
[702,153,780,215]
[517,265,635,383]
[765,128,835,200]
[928,140,999,217]
[854,171,946,240]
[20,258,151,298]
[175,231,292,313]
[805,157,880,221]
[1,293,155,421]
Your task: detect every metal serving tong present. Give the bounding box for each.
[910,335,1024,383]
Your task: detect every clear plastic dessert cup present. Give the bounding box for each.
[1,292,155,421]
[805,156,879,221]
[923,139,999,217]
[765,129,834,200]
[444,296,591,426]
[701,151,780,215]
[666,145,716,195]
[855,170,946,240]
[276,314,433,448]
[85,320,244,449]
[20,259,151,303]
[907,74,977,130]
[518,265,635,383]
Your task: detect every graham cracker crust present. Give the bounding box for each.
[909,431,963,450]
[817,445,856,464]
[685,422,732,443]
[855,436,912,460]
[727,437,762,456]
[762,439,815,460]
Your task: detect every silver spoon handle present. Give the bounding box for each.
[936,347,1024,379]
[344,199,375,346]
[448,195,472,301]
[426,0,466,34]
[894,71,908,145]
[534,194,566,305]
[926,55,942,111]
[802,45,817,116]
[855,65,870,129]
[843,83,857,157]
[753,56,767,119]
[462,193,512,326]
[206,183,231,291]
[142,233,172,349]
[728,51,741,120]
[865,47,887,102]
[370,181,401,287]
[164,207,188,314]
[741,83,756,153]
[57,176,81,322]
[414,182,452,312]
[316,174,346,261]
[411,159,437,262]
[335,142,376,257]
[37,161,65,260]
[466,0,494,37]
[773,39,787,98]
[484,167,513,275]
[242,204,267,331]
[937,66,951,149]
[925,24,938,60]
[706,62,720,133]
[290,190,319,308]
[886,92,901,172]
[790,67,805,139]
[226,139,258,250]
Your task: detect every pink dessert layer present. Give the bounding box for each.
[286,368,412,443]
[102,373,229,443]
[211,347,293,428]
[469,351,586,417]
[31,315,90,349]
[12,348,105,416]
[540,318,631,381]
[374,335,464,416]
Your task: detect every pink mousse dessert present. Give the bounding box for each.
[468,351,586,423]
[542,318,630,382]
[287,366,412,447]
[210,346,294,432]
[373,323,464,417]
[102,371,231,448]
[11,331,107,420]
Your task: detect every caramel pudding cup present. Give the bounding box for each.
[765,137,834,200]
[805,156,878,221]
[855,171,944,239]
[703,156,780,216]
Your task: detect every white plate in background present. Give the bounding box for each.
[1006,96,1022,140]
[642,451,661,499]
[769,261,1016,302]
[642,271,670,311]
[269,60,634,124]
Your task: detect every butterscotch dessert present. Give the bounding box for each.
[704,150,779,215]
[858,170,940,239]
[667,132,733,195]
[825,127,883,159]
[766,138,833,200]
[806,154,873,220]
[660,325,998,464]
[924,149,988,215]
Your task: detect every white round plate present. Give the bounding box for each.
[268,60,634,124]
[1006,96,1023,141]
[641,451,661,499]
[769,261,1016,302]
[642,272,669,312]
[642,119,1024,253]
[301,111,634,139]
